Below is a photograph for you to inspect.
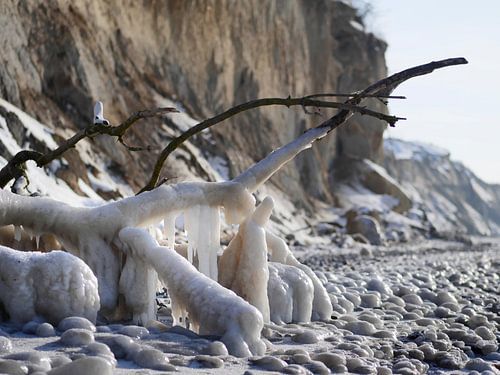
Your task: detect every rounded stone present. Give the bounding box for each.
[361,293,381,308]
[133,348,172,370]
[0,337,12,354]
[293,353,310,364]
[193,355,224,368]
[474,326,496,340]
[0,359,29,375]
[22,321,39,334]
[47,357,113,375]
[57,317,96,333]
[250,356,287,371]
[343,321,376,336]
[60,328,94,346]
[313,352,346,369]
[305,360,330,375]
[465,358,496,372]
[202,341,229,356]
[119,325,150,339]
[366,278,392,296]
[435,291,458,306]
[50,356,72,368]
[36,322,56,337]
[292,330,319,344]
[402,294,423,305]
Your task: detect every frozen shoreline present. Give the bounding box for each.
[1,238,499,374]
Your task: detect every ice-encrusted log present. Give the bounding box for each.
[268,262,314,324]
[266,231,333,321]
[0,245,100,325]
[118,227,266,357]
[0,182,254,319]
[219,197,274,323]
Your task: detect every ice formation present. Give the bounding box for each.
[266,231,333,320]
[0,181,254,320]
[119,227,266,357]
[0,246,100,324]
[0,109,335,353]
[184,205,220,280]
[267,262,314,324]
[219,197,274,323]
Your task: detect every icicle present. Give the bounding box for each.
[14,225,22,242]
[163,213,177,250]
[207,207,220,281]
[35,234,40,249]
[184,205,200,264]
[184,205,221,280]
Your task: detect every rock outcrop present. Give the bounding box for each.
[0,0,387,205]
[384,138,500,236]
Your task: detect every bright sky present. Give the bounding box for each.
[365,1,500,184]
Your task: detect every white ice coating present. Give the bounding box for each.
[219,197,274,323]
[0,245,100,324]
[184,205,221,280]
[266,231,333,321]
[268,262,314,324]
[0,181,255,320]
[234,126,330,192]
[118,227,266,357]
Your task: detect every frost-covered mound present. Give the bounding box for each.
[384,138,500,236]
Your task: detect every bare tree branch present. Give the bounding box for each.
[138,96,403,193]
[0,107,177,188]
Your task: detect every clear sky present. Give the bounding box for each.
[363,1,500,184]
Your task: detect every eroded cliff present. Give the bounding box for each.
[0,0,387,205]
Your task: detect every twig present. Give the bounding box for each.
[0,107,177,188]
[138,96,403,193]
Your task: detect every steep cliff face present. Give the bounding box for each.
[0,0,387,205]
[384,138,500,236]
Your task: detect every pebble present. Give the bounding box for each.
[22,321,39,334]
[47,357,113,375]
[250,356,287,371]
[5,351,51,372]
[57,317,96,332]
[0,359,29,375]
[36,322,56,337]
[0,336,12,353]
[292,330,319,344]
[193,355,224,368]
[343,321,376,336]
[202,341,229,356]
[133,348,174,371]
[60,328,94,346]
[474,325,496,340]
[145,320,169,333]
[313,352,346,368]
[361,293,382,308]
[366,278,392,296]
[282,364,310,374]
[49,356,72,368]
[305,360,330,375]
[118,325,150,339]
[465,358,497,372]
[293,353,311,364]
